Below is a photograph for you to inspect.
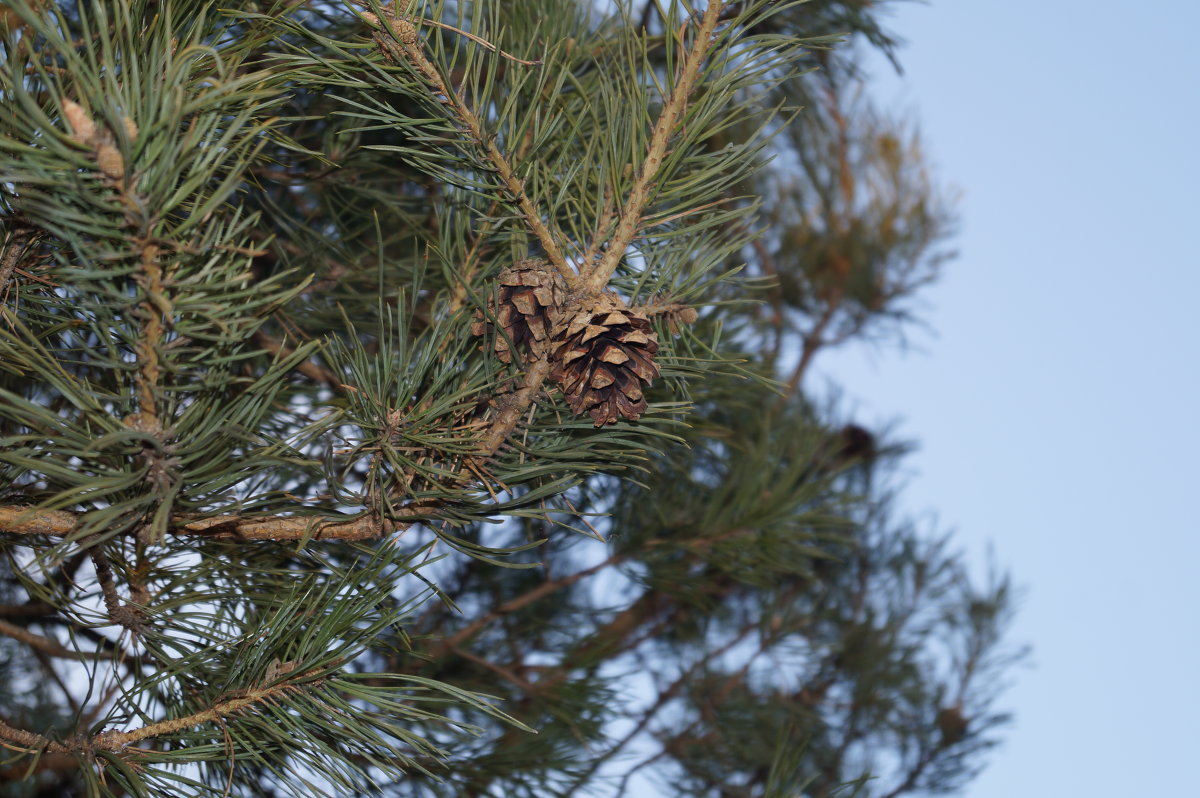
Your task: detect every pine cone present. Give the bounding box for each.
[549,292,660,426]
[471,259,567,363]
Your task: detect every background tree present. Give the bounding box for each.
[0,1,1023,797]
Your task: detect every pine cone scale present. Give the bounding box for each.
[590,368,616,389]
[598,345,629,365]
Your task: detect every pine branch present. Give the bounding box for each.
[449,643,536,692]
[0,663,333,757]
[30,650,83,720]
[565,624,756,791]
[785,297,839,395]
[552,591,668,677]
[878,745,940,798]
[365,6,573,281]
[475,355,553,456]
[90,547,142,632]
[0,4,1015,795]
[0,506,393,541]
[253,329,341,389]
[448,129,542,314]
[92,665,330,751]
[354,5,608,482]
[582,1,727,293]
[0,602,55,617]
[132,239,165,430]
[0,717,70,755]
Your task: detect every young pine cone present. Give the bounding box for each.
[549,292,660,426]
[471,259,567,363]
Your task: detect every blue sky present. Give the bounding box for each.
[818,1,1200,795]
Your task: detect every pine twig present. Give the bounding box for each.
[578,181,619,269]
[0,602,55,617]
[0,717,70,754]
[31,649,83,718]
[0,5,729,545]
[92,666,327,751]
[365,7,573,281]
[364,6,580,468]
[0,224,33,300]
[90,547,144,633]
[567,625,755,791]
[475,356,553,457]
[878,746,940,798]
[418,17,542,66]
[132,239,165,430]
[253,329,340,389]
[784,297,838,396]
[449,644,536,692]
[0,664,332,758]
[448,91,544,314]
[582,1,727,293]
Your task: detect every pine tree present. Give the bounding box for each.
[0,2,1024,797]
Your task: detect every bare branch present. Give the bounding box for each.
[0,617,109,660]
[0,602,55,617]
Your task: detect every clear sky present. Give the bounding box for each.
[817,1,1200,795]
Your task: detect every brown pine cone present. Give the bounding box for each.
[471,259,567,363]
[549,292,660,426]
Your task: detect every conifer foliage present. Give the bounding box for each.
[0,2,1023,797]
